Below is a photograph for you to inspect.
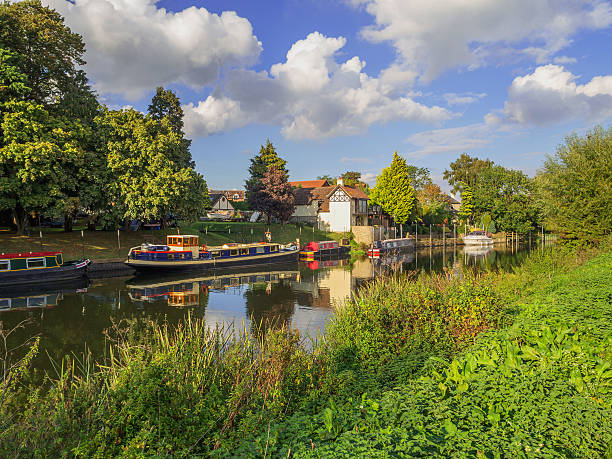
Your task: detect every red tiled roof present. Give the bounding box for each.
[341,185,369,199]
[289,180,330,188]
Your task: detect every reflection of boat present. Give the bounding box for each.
[368,238,414,257]
[305,257,350,270]
[372,251,415,267]
[463,246,494,257]
[126,235,299,271]
[462,231,493,245]
[127,268,299,307]
[0,251,90,286]
[299,240,350,261]
[0,277,89,312]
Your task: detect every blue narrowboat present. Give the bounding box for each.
[0,251,90,287]
[125,235,299,271]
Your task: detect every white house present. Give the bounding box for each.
[209,193,234,212]
[291,177,369,232]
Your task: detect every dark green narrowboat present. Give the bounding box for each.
[0,251,90,287]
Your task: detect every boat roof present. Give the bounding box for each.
[205,242,280,250]
[168,234,198,239]
[0,251,61,259]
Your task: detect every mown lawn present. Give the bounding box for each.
[0,221,346,260]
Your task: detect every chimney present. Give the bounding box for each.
[337,176,344,187]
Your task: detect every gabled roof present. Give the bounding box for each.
[289,179,330,188]
[326,185,369,200]
[441,194,460,204]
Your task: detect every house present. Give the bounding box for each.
[291,177,369,232]
[209,189,245,202]
[289,179,330,188]
[209,193,234,213]
[441,194,461,212]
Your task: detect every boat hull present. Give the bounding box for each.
[299,246,350,260]
[462,238,493,245]
[0,260,90,287]
[125,249,299,271]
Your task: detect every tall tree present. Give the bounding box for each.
[457,183,474,225]
[443,153,493,194]
[0,0,98,121]
[96,108,209,227]
[369,152,416,224]
[316,174,336,185]
[472,165,539,233]
[406,165,433,191]
[252,166,295,224]
[246,140,287,209]
[535,126,612,244]
[340,171,369,193]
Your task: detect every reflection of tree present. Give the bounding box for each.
[244,280,296,336]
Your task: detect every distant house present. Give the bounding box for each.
[209,189,245,202]
[289,179,330,188]
[209,193,234,212]
[441,194,461,213]
[291,177,369,232]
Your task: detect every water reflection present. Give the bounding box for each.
[0,245,536,374]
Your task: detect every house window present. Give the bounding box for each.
[27,258,45,268]
[233,193,239,199]
[0,260,9,271]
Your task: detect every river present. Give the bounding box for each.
[1,244,536,374]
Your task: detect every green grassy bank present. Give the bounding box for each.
[0,242,610,457]
[0,222,343,260]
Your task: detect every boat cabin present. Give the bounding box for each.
[0,252,63,272]
[166,235,199,250]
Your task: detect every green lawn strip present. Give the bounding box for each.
[230,249,612,458]
[0,222,341,260]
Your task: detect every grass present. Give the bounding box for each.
[0,221,344,260]
[0,240,610,457]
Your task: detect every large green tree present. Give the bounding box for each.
[246,140,287,209]
[369,152,416,224]
[472,165,540,233]
[443,153,493,194]
[406,165,433,191]
[535,126,612,244]
[96,108,209,227]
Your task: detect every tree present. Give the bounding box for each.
[96,108,209,227]
[316,175,336,185]
[0,1,98,121]
[417,183,453,225]
[252,166,295,224]
[340,171,369,193]
[246,140,287,209]
[443,153,493,194]
[406,165,433,191]
[148,87,184,134]
[369,152,416,224]
[535,126,612,244]
[472,166,539,233]
[457,183,474,225]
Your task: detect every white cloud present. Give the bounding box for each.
[183,32,452,140]
[553,56,578,65]
[405,123,494,158]
[444,92,486,106]
[499,64,612,125]
[351,0,612,82]
[46,0,262,99]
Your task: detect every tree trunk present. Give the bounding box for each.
[12,207,28,235]
[64,213,74,232]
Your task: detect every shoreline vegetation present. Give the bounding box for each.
[0,239,610,456]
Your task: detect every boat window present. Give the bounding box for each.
[271,245,278,252]
[0,299,9,309]
[211,251,220,258]
[230,249,238,256]
[27,257,45,268]
[27,296,46,307]
[240,248,248,256]
[256,247,265,254]
[0,260,9,271]
[168,253,174,260]
[230,277,239,286]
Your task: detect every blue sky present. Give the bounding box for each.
[47,0,612,192]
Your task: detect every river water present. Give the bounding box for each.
[1,244,535,374]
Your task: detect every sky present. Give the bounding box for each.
[45,0,612,193]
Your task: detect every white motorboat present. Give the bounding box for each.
[462,230,494,245]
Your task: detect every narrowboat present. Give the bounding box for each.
[0,251,90,287]
[299,240,350,261]
[368,238,415,258]
[125,234,299,271]
[127,269,299,307]
[462,231,494,245]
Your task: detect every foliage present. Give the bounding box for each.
[317,174,336,185]
[369,152,416,224]
[478,213,496,233]
[95,108,209,225]
[339,171,369,193]
[443,153,493,194]
[251,166,295,224]
[457,183,474,223]
[406,165,433,191]
[246,139,288,211]
[473,165,540,233]
[535,125,612,244]
[417,183,454,225]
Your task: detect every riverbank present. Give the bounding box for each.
[0,240,609,456]
[0,222,341,261]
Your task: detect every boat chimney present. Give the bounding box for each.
[337,176,344,187]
